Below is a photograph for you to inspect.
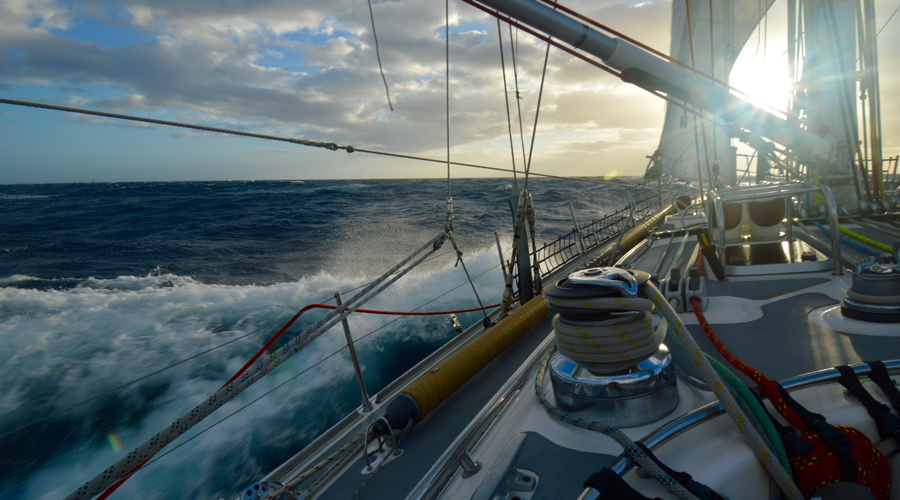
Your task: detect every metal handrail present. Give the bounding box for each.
[605,359,900,476]
[705,182,843,275]
[534,184,664,276]
[405,334,557,500]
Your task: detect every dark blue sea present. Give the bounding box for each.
[0,178,633,500]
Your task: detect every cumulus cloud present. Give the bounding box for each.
[0,0,896,181]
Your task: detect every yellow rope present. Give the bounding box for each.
[838,225,893,252]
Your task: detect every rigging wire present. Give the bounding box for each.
[523,33,552,193]
[127,260,509,480]
[446,0,453,224]
[498,19,519,181]
[877,1,900,36]
[366,0,393,111]
[682,0,708,202]
[0,98,660,190]
[510,25,529,174]
[0,249,457,438]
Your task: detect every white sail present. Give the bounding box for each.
[653,0,775,185]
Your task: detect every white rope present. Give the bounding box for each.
[63,232,447,500]
[535,351,699,500]
[552,312,664,373]
[642,282,804,500]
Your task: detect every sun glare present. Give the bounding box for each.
[728,3,791,113]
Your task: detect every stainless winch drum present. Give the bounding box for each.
[543,268,679,428]
[842,256,900,323]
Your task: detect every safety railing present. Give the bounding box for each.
[534,183,665,277]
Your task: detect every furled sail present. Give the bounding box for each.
[650,0,774,185]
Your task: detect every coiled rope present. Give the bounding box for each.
[551,302,663,373]
[689,297,890,500]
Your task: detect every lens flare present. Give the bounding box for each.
[107,432,122,453]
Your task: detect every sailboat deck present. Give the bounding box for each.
[272,214,900,500]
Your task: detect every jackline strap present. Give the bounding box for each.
[634,443,729,500]
[868,361,900,411]
[836,365,900,443]
[772,381,858,482]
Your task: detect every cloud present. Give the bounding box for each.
[2,0,896,183]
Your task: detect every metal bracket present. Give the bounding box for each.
[361,417,403,474]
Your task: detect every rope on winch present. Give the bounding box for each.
[548,296,663,373]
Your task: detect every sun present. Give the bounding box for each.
[728,2,791,113]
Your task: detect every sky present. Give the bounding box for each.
[0,0,899,184]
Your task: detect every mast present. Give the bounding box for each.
[473,0,839,178]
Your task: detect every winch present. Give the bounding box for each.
[841,243,900,323]
[543,267,678,428]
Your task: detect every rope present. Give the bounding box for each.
[366,0,393,111]
[534,350,700,500]
[0,98,345,150]
[223,294,508,390]
[689,297,890,500]
[448,234,493,326]
[812,221,882,257]
[643,283,803,500]
[552,311,663,373]
[662,320,791,471]
[497,19,518,182]
[0,97,659,190]
[837,225,893,252]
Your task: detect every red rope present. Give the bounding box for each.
[220,300,515,390]
[689,297,806,429]
[99,299,515,498]
[689,297,890,499]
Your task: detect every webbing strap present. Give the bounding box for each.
[868,361,900,412]
[836,365,900,443]
[634,443,728,500]
[749,388,814,456]
[584,468,664,500]
[773,381,858,482]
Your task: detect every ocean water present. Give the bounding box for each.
[0,178,633,500]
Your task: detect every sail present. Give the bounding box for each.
[796,0,860,208]
[652,0,774,185]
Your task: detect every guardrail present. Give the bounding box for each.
[534,183,665,276]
